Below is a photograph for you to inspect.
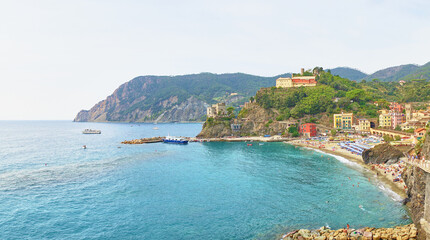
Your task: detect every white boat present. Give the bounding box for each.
[153,127,159,130]
[82,129,101,134]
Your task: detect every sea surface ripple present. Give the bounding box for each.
[0,121,411,239]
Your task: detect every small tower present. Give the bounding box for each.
[301,68,304,75]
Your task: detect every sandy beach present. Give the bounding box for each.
[287,139,408,198]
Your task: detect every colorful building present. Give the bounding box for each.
[276,68,317,88]
[415,128,427,140]
[391,111,404,130]
[378,110,392,128]
[333,113,354,130]
[389,102,404,113]
[405,103,412,121]
[276,76,317,88]
[357,119,371,132]
[299,123,317,138]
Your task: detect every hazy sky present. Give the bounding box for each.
[1,0,429,120]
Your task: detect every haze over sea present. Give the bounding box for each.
[0,121,410,239]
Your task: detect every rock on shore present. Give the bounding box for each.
[362,143,404,165]
[281,224,417,240]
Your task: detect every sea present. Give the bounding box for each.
[0,121,411,239]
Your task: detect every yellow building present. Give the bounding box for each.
[333,113,354,130]
[378,110,392,128]
[357,119,370,131]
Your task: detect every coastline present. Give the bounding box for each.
[287,140,407,199]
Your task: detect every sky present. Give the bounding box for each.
[1,0,430,120]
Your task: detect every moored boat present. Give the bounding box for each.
[82,129,101,134]
[162,136,188,144]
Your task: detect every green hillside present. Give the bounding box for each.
[254,70,430,120]
[401,62,430,81]
[75,72,291,122]
[366,64,420,82]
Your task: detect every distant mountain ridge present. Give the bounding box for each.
[74,73,290,122]
[330,67,367,81]
[329,61,429,82]
[75,61,430,122]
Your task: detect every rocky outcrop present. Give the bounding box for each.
[362,143,404,164]
[281,224,417,240]
[403,165,427,239]
[197,121,233,138]
[197,103,295,138]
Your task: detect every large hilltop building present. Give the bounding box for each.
[276,68,317,88]
[207,103,227,118]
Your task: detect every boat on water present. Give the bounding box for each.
[153,127,159,130]
[82,129,101,134]
[162,136,188,144]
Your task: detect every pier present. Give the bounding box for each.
[121,137,163,144]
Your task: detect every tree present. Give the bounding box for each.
[288,125,299,137]
[227,106,235,116]
[331,129,337,137]
[394,125,402,131]
[383,135,393,142]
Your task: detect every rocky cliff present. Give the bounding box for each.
[74,73,283,122]
[362,143,405,164]
[197,102,298,138]
[403,165,427,240]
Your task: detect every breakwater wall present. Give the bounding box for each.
[121,137,163,144]
[281,224,417,240]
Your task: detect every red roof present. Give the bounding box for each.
[291,77,316,84]
[415,128,426,133]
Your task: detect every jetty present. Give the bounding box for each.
[121,137,163,144]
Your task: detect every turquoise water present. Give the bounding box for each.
[0,121,410,239]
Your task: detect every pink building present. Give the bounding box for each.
[389,102,404,113]
[391,111,404,129]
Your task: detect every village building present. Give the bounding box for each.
[207,103,227,118]
[333,113,354,130]
[276,68,317,88]
[400,120,426,131]
[299,123,317,138]
[391,111,404,129]
[389,102,404,112]
[405,103,413,121]
[415,128,427,140]
[378,110,392,128]
[357,119,371,132]
[278,120,299,129]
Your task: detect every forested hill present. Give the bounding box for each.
[330,67,367,81]
[254,70,430,121]
[329,61,430,82]
[74,72,290,122]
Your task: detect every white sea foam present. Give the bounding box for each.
[377,183,404,202]
[303,147,363,169]
[293,144,405,202]
[0,151,169,192]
